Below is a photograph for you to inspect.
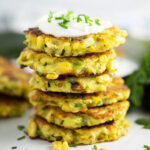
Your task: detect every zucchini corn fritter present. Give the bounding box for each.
[29,78,130,113]
[0,56,30,97]
[26,116,129,145]
[24,26,127,57]
[30,72,113,93]
[17,48,116,79]
[0,94,30,117]
[35,101,129,129]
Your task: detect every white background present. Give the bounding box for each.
[0,0,150,38]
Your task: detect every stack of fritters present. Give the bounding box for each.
[17,26,130,144]
[0,57,31,117]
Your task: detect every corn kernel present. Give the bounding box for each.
[28,118,37,138]
[52,141,69,150]
[46,73,59,79]
[58,62,72,72]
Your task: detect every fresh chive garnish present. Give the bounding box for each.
[89,22,93,26]
[66,11,74,18]
[11,146,17,149]
[75,103,82,107]
[17,136,26,141]
[17,125,25,131]
[58,22,68,29]
[48,11,53,23]
[95,19,101,26]
[69,144,76,147]
[48,10,102,28]
[144,145,150,150]
[93,145,98,150]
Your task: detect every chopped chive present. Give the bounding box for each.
[17,136,26,141]
[55,16,63,20]
[42,106,49,110]
[89,22,93,26]
[93,145,98,150]
[61,49,65,56]
[144,145,150,150]
[43,62,47,66]
[67,11,74,17]
[17,125,25,131]
[69,144,76,147]
[48,82,51,87]
[58,22,68,29]
[48,11,53,23]
[74,103,82,107]
[60,120,64,125]
[84,15,89,23]
[77,15,82,22]
[95,19,101,26]
[11,146,17,149]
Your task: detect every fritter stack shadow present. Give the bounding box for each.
[17,26,130,144]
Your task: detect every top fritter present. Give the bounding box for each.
[24,10,127,57]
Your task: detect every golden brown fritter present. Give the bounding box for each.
[0,94,30,117]
[17,48,116,79]
[24,26,127,57]
[0,56,31,97]
[26,115,129,144]
[30,72,113,93]
[34,101,129,129]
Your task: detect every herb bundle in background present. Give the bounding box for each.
[0,32,24,58]
[125,52,150,109]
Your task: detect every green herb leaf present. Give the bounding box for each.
[93,145,98,150]
[135,118,150,129]
[95,19,101,26]
[144,145,150,150]
[17,136,26,141]
[125,52,150,107]
[69,143,76,147]
[48,11,53,23]
[17,125,25,131]
[11,146,17,149]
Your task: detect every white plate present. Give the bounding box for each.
[0,108,150,150]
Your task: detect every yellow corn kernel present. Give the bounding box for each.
[27,118,37,138]
[58,62,72,73]
[46,73,59,80]
[107,60,116,73]
[99,148,108,150]
[37,36,44,49]
[52,141,69,150]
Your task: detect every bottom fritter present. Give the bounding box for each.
[26,116,129,145]
[0,94,30,117]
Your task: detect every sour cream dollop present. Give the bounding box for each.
[36,10,113,37]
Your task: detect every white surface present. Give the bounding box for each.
[36,10,112,37]
[0,109,150,150]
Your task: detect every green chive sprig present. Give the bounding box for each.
[17,135,26,141]
[47,10,102,29]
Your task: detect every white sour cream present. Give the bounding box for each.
[36,10,113,37]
